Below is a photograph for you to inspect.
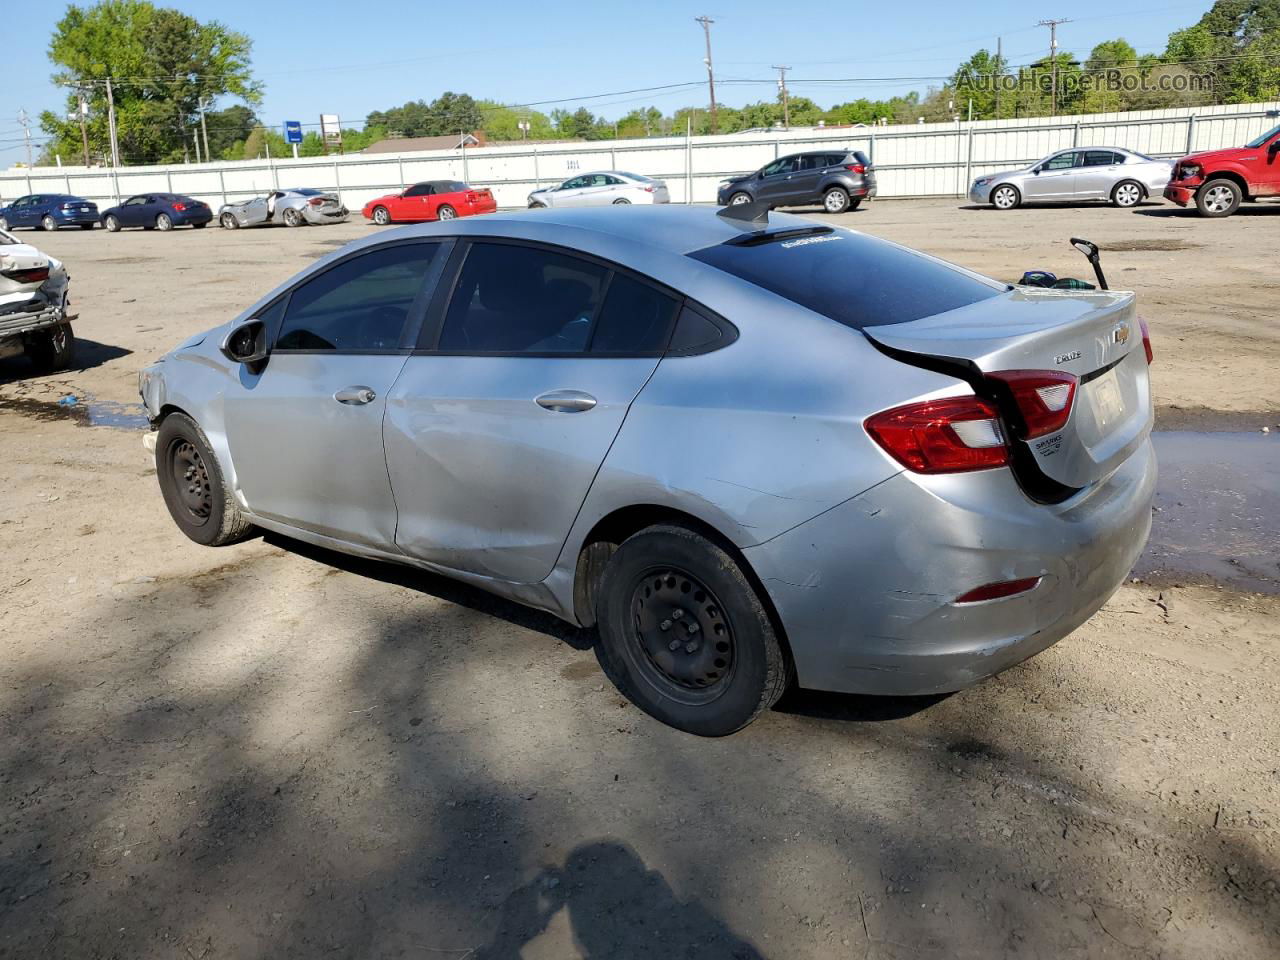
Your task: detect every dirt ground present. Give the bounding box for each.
[1,199,1278,959]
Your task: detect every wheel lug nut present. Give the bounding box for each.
[686,622,700,635]
[660,619,672,631]
[671,609,684,619]
[668,639,681,652]
[684,641,699,654]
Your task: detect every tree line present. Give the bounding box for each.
[35,0,1280,166]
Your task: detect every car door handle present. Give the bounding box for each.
[334,386,377,405]
[535,389,597,413]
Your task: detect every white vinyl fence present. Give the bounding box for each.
[4,101,1278,213]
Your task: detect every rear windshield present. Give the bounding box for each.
[688,230,1003,329]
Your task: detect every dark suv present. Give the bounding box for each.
[716,150,876,213]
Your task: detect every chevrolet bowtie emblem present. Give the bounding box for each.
[1112,322,1131,345]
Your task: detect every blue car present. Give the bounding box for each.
[100,193,213,232]
[0,194,99,231]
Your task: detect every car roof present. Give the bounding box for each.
[352,205,823,256]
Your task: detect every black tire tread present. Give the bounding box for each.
[156,412,256,547]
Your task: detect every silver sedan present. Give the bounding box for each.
[528,171,670,208]
[970,147,1173,210]
[218,188,348,229]
[138,206,1155,736]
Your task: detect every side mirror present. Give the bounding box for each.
[220,319,268,366]
[1033,167,1042,175]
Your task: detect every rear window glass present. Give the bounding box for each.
[688,231,1003,329]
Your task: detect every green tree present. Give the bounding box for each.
[951,48,1008,119]
[39,0,258,165]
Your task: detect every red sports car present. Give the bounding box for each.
[362,180,497,225]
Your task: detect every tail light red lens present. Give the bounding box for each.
[171,202,186,211]
[643,185,655,192]
[865,396,1008,474]
[954,576,1042,604]
[845,163,866,173]
[308,197,325,206]
[465,192,479,201]
[985,370,1077,439]
[2,266,51,283]
[1139,316,1153,364]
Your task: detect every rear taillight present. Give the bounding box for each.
[1139,316,1153,364]
[465,192,479,202]
[986,370,1077,439]
[172,202,187,211]
[643,185,655,192]
[308,197,325,206]
[845,163,866,173]
[865,396,1008,474]
[955,576,1042,604]
[59,202,77,210]
[2,266,50,283]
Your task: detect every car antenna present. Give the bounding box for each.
[717,199,772,227]
[1070,237,1108,290]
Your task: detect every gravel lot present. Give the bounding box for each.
[1,199,1277,959]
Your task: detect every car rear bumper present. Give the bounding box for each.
[53,212,99,226]
[1163,183,1197,206]
[744,439,1156,696]
[302,206,348,225]
[173,210,213,226]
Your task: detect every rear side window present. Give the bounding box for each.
[688,231,1002,330]
[438,242,608,353]
[590,274,680,353]
[276,243,441,351]
[1083,150,1120,166]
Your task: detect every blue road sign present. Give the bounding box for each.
[283,121,303,144]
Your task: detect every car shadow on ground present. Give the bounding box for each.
[1134,205,1280,217]
[0,338,131,385]
[957,200,1163,212]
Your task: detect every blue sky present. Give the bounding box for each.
[2,0,1211,165]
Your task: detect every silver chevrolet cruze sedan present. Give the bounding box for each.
[139,206,1156,736]
[970,147,1173,210]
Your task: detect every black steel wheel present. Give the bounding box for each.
[155,412,256,547]
[596,524,790,736]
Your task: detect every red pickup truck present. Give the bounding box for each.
[1164,120,1280,217]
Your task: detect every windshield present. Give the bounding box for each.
[689,229,1003,330]
[1245,123,1280,149]
[617,172,651,182]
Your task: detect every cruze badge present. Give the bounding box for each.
[1055,350,1081,364]
[1112,322,1131,345]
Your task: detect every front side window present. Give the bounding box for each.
[125,196,146,206]
[760,157,796,177]
[1043,152,1079,171]
[276,243,441,351]
[438,243,608,353]
[404,183,432,197]
[561,176,589,190]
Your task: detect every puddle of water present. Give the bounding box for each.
[1139,431,1280,594]
[0,393,150,430]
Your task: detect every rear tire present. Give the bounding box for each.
[41,215,58,231]
[155,412,256,547]
[595,524,790,736]
[283,207,304,227]
[155,213,173,231]
[437,204,457,220]
[27,322,75,372]
[822,186,851,213]
[847,197,863,212]
[104,215,120,232]
[612,197,632,205]
[1111,180,1144,208]
[372,205,391,225]
[991,184,1021,210]
[1195,178,1241,218]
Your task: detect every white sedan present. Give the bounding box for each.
[528,171,670,208]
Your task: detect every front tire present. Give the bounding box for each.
[728,192,752,206]
[596,524,790,736]
[0,216,9,231]
[372,205,391,225]
[528,201,547,209]
[220,213,240,229]
[1196,178,1241,218]
[155,412,256,547]
[822,186,851,213]
[1111,180,1144,208]
[104,215,120,232]
[991,184,1021,210]
[437,204,457,220]
[612,197,631,205]
[27,322,75,372]
[155,213,173,231]
[283,207,304,227]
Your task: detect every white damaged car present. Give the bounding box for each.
[0,227,74,371]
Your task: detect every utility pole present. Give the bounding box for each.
[17,109,34,169]
[695,15,718,134]
[1037,18,1071,117]
[76,89,91,166]
[104,76,121,167]
[199,98,210,161]
[995,37,1002,119]
[773,65,791,129]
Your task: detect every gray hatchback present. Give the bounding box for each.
[140,206,1154,736]
[717,150,876,213]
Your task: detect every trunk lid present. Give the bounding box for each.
[864,286,1152,492]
